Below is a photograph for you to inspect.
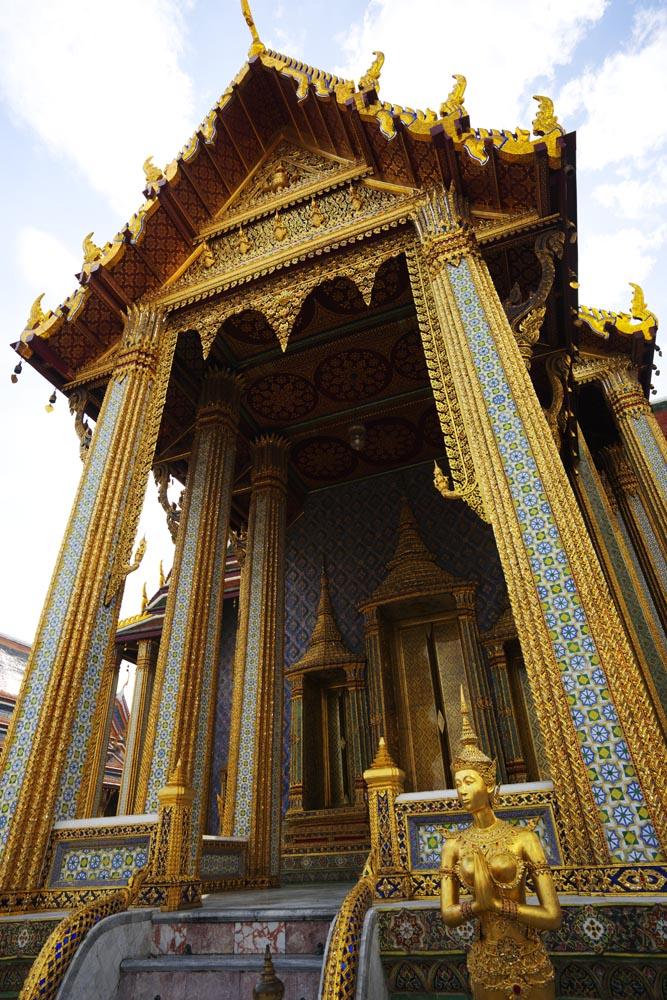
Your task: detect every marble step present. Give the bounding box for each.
[117,953,322,1000]
[151,908,333,957]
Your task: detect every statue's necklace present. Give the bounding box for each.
[461,819,514,850]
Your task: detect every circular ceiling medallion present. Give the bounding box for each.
[315,349,391,402]
[246,373,317,422]
[292,437,358,481]
[223,309,276,344]
[362,417,419,465]
[419,405,445,448]
[392,329,428,381]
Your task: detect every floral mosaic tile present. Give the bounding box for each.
[48,836,150,887]
[447,260,661,863]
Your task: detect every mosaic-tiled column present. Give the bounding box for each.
[286,674,304,813]
[117,638,158,815]
[140,370,241,873]
[345,664,372,805]
[363,608,394,757]
[411,198,667,865]
[452,589,506,783]
[482,641,527,782]
[600,366,667,560]
[0,306,172,890]
[601,443,667,636]
[222,435,289,883]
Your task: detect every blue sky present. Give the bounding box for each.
[1,0,666,642]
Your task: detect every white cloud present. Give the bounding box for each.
[557,6,667,170]
[17,226,81,308]
[592,163,667,221]
[577,224,667,313]
[0,0,196,218]
[336,0,607,130]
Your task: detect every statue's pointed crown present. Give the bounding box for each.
[451,686,497,787]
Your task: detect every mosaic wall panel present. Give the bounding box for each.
[577,448,667,706]
[207,603,238,835]
[635,416,667,497]
[407,804,561,869]
[0,379,126,851]
[447,259,661,863]
[200,844,245,878]
[47,835,150,887]
[378,903,667,999]
[146,433,212,810]
[189,430,235,860]
[0,919,60,994]
[232,498,267,836]
[282,461,507,815]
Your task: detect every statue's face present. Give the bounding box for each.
[454,769,491,812]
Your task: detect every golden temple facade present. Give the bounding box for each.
[3,9,667,998]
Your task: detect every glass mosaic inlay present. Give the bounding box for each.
[0,379,126,850]
[447,259,661,863]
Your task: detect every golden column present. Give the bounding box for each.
[410,192,667,866]
[0,306,172,890]
[345,663,373,804]
[117,638,158,815]
[286,674,304,813]
[139,369,242,872]
[600,365,667,560]
[601,442,667,634]
[223,435,290,884]
[482,641,527,783]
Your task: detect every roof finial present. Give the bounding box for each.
[241,0,265,57]
[358,51,384,94]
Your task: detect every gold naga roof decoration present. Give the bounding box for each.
[578,283,658,342]
[18,0,565,353]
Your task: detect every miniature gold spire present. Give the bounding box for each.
[141,582,148,612]
[371,737,397,769]
[451,685,497,787]
[241,0,265,57]
[159,560,165,587]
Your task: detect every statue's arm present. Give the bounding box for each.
[514,831,562,931]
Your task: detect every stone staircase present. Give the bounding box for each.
[116,887,350,1000]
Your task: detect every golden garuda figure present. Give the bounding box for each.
[440,690,561,999]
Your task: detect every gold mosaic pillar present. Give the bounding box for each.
[223,435,289,883]
[482,641,527,783]
[363,608,391,756]
[601,366,667,559]
[287,674,304,813]
[452,588,505,782]
[345,664,373,804]
[409,197,667,866]
[602,443,667,634]
[118,638,158,815]
[0,306,172,890]
[140,369,242,877]
[364,739,408,894]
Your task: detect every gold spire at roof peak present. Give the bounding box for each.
[241,0,265,57]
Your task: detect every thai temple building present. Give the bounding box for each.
[3,5,667,998]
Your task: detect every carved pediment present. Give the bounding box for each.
[216,139,357,225]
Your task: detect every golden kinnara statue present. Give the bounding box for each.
[440,690,561,999]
